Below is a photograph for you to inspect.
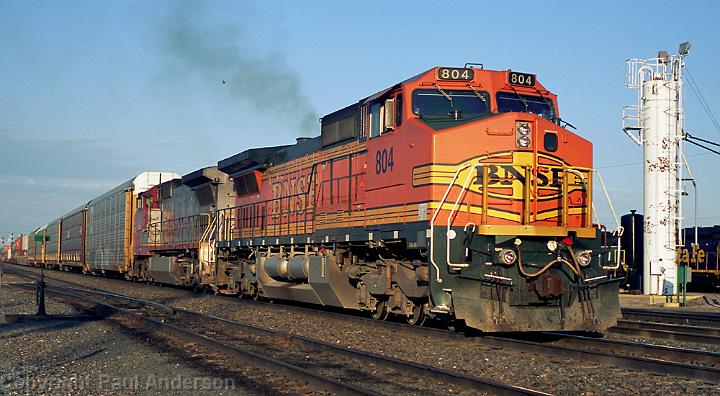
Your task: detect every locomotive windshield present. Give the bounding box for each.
[496,92,555,121]
[412,89,489,119]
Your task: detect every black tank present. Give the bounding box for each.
[621,210,644,292]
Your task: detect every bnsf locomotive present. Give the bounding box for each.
[7,65,622,332]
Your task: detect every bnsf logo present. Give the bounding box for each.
[271,173,313,216]
[412,151,589,197]
[475,165,576,188]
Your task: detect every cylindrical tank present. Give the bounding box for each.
[264,256,289,280]
[642,78,680,295]
[286,256,309,281]
[621,210,644,292]
[264,255,310,282]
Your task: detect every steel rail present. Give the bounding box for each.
[171,308,547,396]
[617,319,720,337]
[6,282,381,396]
[621,307,720,327]
[610,320,720,346]
[214,299,720,382]
[174,293,720,382]
[541,332,720,367]
[1,270,547,396]
[5,263,719,383]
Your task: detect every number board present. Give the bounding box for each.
[508,71,535,87]
[437,67,474,81]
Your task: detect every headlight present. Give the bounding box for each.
[546,240,558,252]
[516,122,532,148]
[516,122,531,135]
[576,250,592,267]
[499,248,517,265]
[517,135,531,147]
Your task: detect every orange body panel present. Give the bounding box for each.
[217,67,592,242]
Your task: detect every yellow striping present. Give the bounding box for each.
[427,201,585,223]
[413,151,592,203]
[229,198,587,240]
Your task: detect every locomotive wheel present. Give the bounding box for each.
[371,300,389,321]
[406,303,426,326]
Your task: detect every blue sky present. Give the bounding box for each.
[1,0,719,240]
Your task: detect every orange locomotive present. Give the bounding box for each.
[209,65,621,332]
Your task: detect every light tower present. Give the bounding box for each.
[623,42,691,296]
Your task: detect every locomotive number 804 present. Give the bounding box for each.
[8,64,622,333]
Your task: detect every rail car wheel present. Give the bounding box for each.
[406,303,427,326]
[371,300,389,321]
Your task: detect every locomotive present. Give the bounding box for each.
[619,210,720,290]
[7,65,622,332]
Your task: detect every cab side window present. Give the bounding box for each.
[369,94,402,139]
[395,95,402,127]
[369,102,382,138]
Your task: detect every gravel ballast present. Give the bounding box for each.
[0,277,258,395]
[3,263,720,395]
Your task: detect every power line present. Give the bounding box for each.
[596,152,710,170]
[686,132,720,148]
[685,138,720,156]
[685,132,720,156]
[685,66,720,135]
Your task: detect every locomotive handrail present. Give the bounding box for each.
[217,162,320,243]
[436,161,608,273]
[445,163,482,269]
[216,189,315,242]
[146,214,210,247]
[199,213,215,243]
[429,161,472,282]
[198,213,216,271]
[589,169,624,270]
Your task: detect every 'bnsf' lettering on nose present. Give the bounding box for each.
[475,165,569,188]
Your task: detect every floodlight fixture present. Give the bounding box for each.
[679,41,692,56]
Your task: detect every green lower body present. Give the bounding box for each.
[430,227,621,332]
[451,276,621,332]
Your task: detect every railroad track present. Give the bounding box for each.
[4,262,720,384]
[1,265,545,396]
[613,308,720,346]
[621,307,720,327]
[611,319,720,345]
